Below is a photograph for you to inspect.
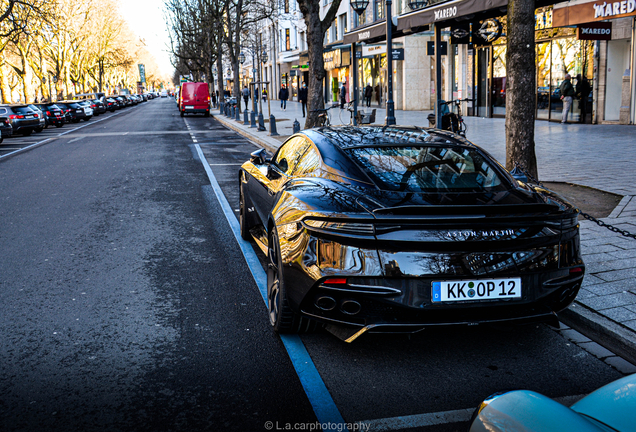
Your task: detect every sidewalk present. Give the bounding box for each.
[213,100,636,368]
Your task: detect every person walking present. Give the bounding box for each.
[560,73,575,124]
[339,82,347,109]
[241,85,250,111]
[576,74,591,124]
[364,83,372,107]
[279,85,288,111]
[298,82,308,117]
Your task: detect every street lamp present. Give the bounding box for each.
[351,0,369,15]
[408,0,427,10]
[239,52,246,64]
[352,0,396,125]
[261,50,268,64]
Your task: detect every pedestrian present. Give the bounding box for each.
[576,74,591,124]
[241,85,250,111]
[298,82,308,117]
[262,88,267,102]
[559,73,575,124]
[211,91,216,108]
[339,82,346,109]
[364,83,372,107]
[279,85,288,111]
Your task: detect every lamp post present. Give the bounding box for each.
[351,0,395,125]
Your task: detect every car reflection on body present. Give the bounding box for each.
[239,126,584,342]
[469,373,636,432]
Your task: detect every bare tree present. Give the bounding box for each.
[297,0,343,129]
[505,0,538,179]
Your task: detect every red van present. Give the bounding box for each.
[179,82,210,117]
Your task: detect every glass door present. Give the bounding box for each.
[492,44,507,116]
[476,47,490,117]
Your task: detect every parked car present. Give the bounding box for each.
[160,90,167,97]
[239,126,585,341]
[27,104,46,132]
[179,82,210,117]
[0,104,40,135]
[33,103,65,128]
[56,101,92,123]
[75,101,94,120]
[0,116,12,142]
[469,373,636,432]
[104,97,118,111]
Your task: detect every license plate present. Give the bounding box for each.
[432,278,521,302]
[185,105,194,109]
[77,109,83,113]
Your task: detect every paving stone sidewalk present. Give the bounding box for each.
[211,100,636,366]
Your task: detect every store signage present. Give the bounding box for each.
[363,45,386,57]
[357,31,371,41]
[391,49,404,61]
[554,0,636,26]
[593,0,635,18]
[577,22,612,39]
[434,5,457,21]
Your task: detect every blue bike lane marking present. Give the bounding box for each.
[194,144,349,432]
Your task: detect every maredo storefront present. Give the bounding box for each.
[553,0,636,124]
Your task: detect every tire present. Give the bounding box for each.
[55,123,63,128]
[0,137,3,144]
[72,119,80,123]
[35,127,43,133]
[239,183,251,241]
[180,111,184,117]
[267,229,316,333]
[22,129,32,136]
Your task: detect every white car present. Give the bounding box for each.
[160,90,168,98]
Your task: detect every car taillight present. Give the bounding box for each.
[9,114,24,119]
[34,113,39,118]
[46,111,51,115]
[323,278,347,285]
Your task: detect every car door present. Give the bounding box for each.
[249,136,311,226]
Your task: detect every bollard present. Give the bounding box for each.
[269,115,279,136]
[235,106,241,122]
[250,110,256,128]
[243,109,249,125]
[293,119,300,134]
[257,112,266,131]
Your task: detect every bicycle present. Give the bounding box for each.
[311,103,338,127]
[438,98,473,137]
[338,99,357,125]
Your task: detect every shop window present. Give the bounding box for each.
[285,29,290,51]
[375,0,384,20]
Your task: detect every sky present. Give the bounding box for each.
[118,0,175,77]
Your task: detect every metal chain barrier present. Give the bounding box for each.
[513,163,636,240]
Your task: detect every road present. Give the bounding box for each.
[0,97,626,432]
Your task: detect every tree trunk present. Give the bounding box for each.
[298,0,342,129]
[505,0,538,179]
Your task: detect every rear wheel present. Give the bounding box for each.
[22,129,32,136]
[267,229,316,333]
[180,111,184,117]
[55,123,63,128]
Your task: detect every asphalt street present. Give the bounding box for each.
[0,98,629,432]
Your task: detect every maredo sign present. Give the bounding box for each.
[554,0,636,26]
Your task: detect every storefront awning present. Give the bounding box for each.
[397,0,508,31]
[343,20,390,45]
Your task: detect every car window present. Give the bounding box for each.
[13,106,33,114]
[0,108,7,114]
[274,137,311,176]
[345,146,506,192]
[294,145,321,177]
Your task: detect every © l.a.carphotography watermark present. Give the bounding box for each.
[264,421,370,431]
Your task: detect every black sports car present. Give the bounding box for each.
[239,126,584,342]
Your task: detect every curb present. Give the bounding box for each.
[560,302,636,365]
[212,113,281,154]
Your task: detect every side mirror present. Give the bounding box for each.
[250,148,270,165]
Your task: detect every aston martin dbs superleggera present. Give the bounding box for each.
[238,126,584,342]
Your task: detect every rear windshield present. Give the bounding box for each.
[13,106,34,114]
[345,146,507,192]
